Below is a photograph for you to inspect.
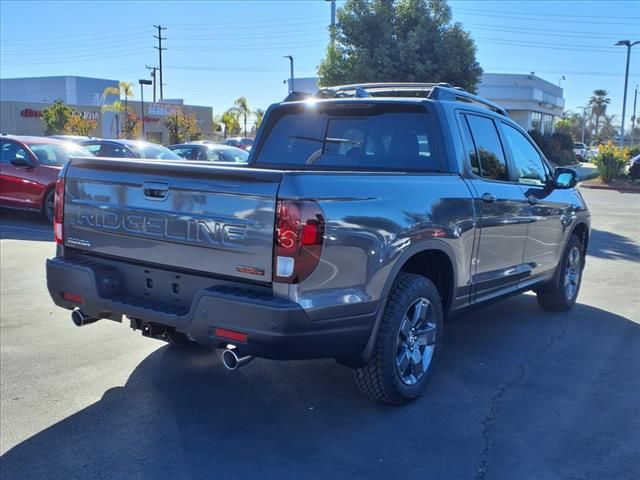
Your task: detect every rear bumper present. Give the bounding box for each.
[46,256,374,361]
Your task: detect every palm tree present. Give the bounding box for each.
[588,89,610,140]
[221,109,240,138]
[599,114,618,141]
[102,81,135,138]
[233,96,251,136]
[253,108,265,131]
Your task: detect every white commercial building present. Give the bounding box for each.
[477,73,564,134]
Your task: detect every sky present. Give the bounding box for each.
[1,0,639,125]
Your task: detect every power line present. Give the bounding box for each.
[0,26,148,44]
[454,7,640,21]
[454,8,640,26]
[153,25,167,100]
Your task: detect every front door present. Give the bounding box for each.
[499,122,570,283]
[0,140,41,209]
[459,113,530,302]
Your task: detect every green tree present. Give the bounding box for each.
[253,108,265,131]
[556,111,590,144]
[65,114,97,136]
[41,100,76,135]
[588,89,610,141]
[121,113,141,140]
[233,96,251,136]
[164,108,200,144]
[318,0,482,91]
[221,109,240,138]
[102,81,135,138]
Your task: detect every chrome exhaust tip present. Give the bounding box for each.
[71,308,99,327]
[221,348,254,371]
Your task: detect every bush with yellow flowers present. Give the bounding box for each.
[593,142,630,183]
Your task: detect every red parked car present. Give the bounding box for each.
[0,135,93,222]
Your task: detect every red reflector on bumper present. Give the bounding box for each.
[214,328,248,343]
[63,292,84,304]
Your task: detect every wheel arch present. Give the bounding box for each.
[353,240,458,367]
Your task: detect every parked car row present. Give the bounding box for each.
[0,134,251,222]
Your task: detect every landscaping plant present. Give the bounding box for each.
[593,142,629,183]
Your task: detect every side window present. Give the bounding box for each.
[501,124,547,186]
[1,141,29,164]
[206,149,223,161]
[465,114,509,182]
[459,116,481,176]
[100,143,132,158]
[171,147,193,159]
[83,143,101,155]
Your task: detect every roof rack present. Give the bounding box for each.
[315,82,508,117]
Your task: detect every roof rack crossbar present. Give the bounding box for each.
[311,82,509,117]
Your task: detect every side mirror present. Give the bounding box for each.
[10,157,32,167]
[553,167,578,189]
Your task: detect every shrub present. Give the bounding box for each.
[593,142,629,183]
[528,130,577,166]
[627,145,640,159]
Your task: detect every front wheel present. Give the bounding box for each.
[536,233,585,311]
[354,273,444,404]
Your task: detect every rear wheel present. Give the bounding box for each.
[354,273,443,404]
[43,189,55,223]
[537,234,584,311]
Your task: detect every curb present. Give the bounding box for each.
[579,183,640,193]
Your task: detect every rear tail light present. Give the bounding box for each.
[53,177,65,244]
[273,200,325,284]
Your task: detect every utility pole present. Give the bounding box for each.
[145,65,158,103]
[325,0,336,47]
[153,25,167,100]
[139,79,152,140]
[614,40,639,147]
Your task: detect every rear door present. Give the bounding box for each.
[63,158,281,282]
[458,113,530,302]
[499,122,569,281]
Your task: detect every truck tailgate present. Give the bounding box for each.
[63,158,281,282]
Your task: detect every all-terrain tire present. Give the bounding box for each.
[354,273,444,405]
[536,233,585,312]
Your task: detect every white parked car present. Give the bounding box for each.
[573,142,588,161]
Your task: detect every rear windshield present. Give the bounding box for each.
[130,143,182,160]
[252,103,445,171]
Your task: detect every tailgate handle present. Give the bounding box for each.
[143,181,169,200]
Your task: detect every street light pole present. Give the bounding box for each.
[138,79,152,140]
[580,105,590,145]
[631,85,638,147]
[284,55,294,93]
[615,40,640,147]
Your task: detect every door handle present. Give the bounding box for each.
[527,195,539,205]
[143,181,169,200]
[481,193,497,203]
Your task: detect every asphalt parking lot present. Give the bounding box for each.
[1,188,638,480]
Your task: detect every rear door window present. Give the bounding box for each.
[464,114,509,182]
[253,104,444,171]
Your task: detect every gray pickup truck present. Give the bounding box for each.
[46,83,590,404]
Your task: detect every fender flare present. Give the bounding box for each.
[352,239,458,367]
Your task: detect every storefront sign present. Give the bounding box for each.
[20,108,42,118]
[20,108,98,120]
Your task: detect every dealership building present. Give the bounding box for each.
[0,76,214,144]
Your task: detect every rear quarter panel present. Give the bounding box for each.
[275,172,477,318]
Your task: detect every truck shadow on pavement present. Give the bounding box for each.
[588,228,640,263]
[2,295,639,480]
[0,209,52,242]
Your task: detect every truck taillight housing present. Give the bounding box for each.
[53,178,65,244]
[273,200,325,284]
